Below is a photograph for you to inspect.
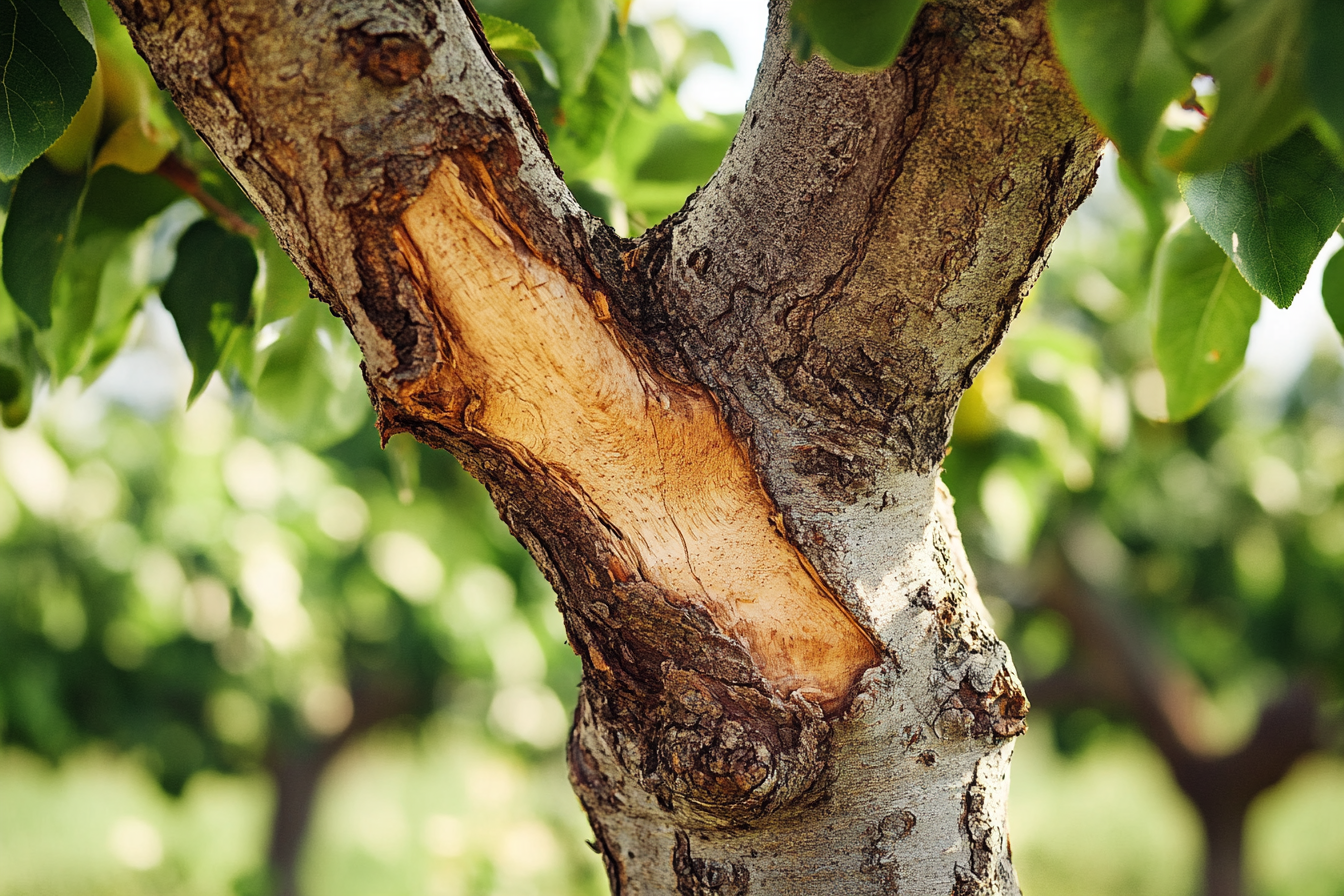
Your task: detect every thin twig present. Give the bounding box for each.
[155,153,259,239]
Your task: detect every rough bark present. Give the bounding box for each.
[111,0,1101,892]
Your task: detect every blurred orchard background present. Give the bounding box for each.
[2,2,1343,895]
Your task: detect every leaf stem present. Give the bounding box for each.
[155,154,259,239]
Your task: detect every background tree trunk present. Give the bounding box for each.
[1036,563,1321,896]
[112,0,1101,891]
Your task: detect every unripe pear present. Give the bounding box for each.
[98,42,152,133]
[43,63,105,174]
[93,114,177,174]
[92,39,179,174]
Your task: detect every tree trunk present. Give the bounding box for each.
[112,0,1101,891]
[266,744,331,896]
[264,681,417,896]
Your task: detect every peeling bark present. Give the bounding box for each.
[112,0,1101,891]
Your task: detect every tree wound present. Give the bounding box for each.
[392,159,878,713]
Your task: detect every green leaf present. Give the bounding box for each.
[1160,0,1218,43]
[1049,0,1193,164]
[78,232,152,382]
[160,219,257,403]
[1306,0,1344,158]
[256,229,311,328]
[1151,217,1262,420]
[57,0,94,45]
[548,0,610,92]
[1,156,87,329]
[482,0,609,93]
[42,229,126,378]
[480,13,541,53]
[1322,245,1344,342]
[78,165,181,236]
[251,302,369,450]
[0,0,99,177]
[790,0,924,71]
[554,20,630,167]
[1172,0,1310,172]
[634,117,738,183]
[1180,128,1344,307]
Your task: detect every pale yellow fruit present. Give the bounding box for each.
[43,63,105,174]
[98,43,151,132]
[93,113,177,174]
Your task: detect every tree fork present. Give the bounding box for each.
[112,0,1101,891]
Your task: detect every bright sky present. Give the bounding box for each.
[628,0,766,115]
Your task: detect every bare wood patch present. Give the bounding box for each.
[395,160,877,710]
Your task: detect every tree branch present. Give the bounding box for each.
[626,0,1102,505]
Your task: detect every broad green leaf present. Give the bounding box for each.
[1180,128,1344,307]
[257,229,311,328]
[0,0,99,177]
[42,228,126,378]
[547,0,610,92]
[160,219,257,402]
[38,165,176,380]
[79,231,152,381]
[0,289,35,427]
[790,0,924,72]
[1049,0,1193,164]
[252,302,369,450]
[1306,0,1344,159]
[57,0,93,44]
[1151,217,1262,420]
[480,13,541,53]
[672,29,733,86]
[1,157,87,329]
[480,0,609,93]
[635,116,738,183]
[1322,245,1344,342]
[1172,0,1310,172]
[554,20,630,167]
[1160,0,1217,43]
[78,165,181,236]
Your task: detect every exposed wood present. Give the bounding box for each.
[392,160,877,709]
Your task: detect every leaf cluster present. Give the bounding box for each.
[0,0,740,434]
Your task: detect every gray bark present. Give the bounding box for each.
[111,0,1101,892]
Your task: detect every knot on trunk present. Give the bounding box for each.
[570,581,834,824]
[937,672,1029,740]
[342,30,431,87]
[642,669,830,820]
[925,520,1030,742]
